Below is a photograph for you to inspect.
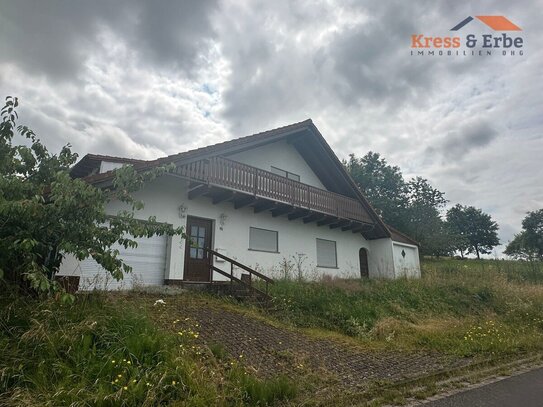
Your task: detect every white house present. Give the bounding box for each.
[59,119,420,290]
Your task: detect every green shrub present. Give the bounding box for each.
[0,290,297,406]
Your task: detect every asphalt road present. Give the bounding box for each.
[424,367,543,406]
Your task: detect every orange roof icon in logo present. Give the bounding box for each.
[451,16,522,31]
[476,16,522,31]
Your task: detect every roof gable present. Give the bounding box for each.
[75,119,391,238]
[70,154,147,178]
[226,139,327,190]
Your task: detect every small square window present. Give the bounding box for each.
[270,166,287,178]
[316,238,337,268]
[287,172,300,182]
[249,227,278,253]
[270,166,300,182]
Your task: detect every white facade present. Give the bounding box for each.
[59,137,420,288]
[228,140,326,189]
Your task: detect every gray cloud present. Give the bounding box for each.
[0,0,218,80]
[0,0,542,256]
[440,120,499,158]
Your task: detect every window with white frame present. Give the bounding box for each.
[249,227,278,253]
[316,238,337,268]
[270,166,300,182]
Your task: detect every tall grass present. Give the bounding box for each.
[267,259,543,356]
[424,257,543,284]
[0,288,296,406]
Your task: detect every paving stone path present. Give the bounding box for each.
[166,300,472,390]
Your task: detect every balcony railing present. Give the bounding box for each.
[176,156,373,224]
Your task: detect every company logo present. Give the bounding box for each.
[450,16,521,31]
[411,16,524,57]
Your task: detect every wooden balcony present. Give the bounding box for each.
[175,156,375,228]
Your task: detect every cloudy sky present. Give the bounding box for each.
[1,0,541,252]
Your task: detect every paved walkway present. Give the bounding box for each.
[164,299,471,390]
[422,367,543,407]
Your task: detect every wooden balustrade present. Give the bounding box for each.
[204,248,273,301]
[177,156,373,224]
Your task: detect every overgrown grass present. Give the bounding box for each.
[266,258,543,357]
[2,259,542,405]
[425,257,543,284]
[0,289,296,406]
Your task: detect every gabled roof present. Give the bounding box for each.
[74,119,393,239]
[71,154,146,178]
[78,120,314,184]
[387,225,419,246]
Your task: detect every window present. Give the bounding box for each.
[189,225,207,259]
[316,238,337,268]
[249,227,278,253]
[270,166,300,182]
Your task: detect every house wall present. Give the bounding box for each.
[367,237,396,279]
[227,140,327,189]
[392,242,421,278]
[58,174,400,283]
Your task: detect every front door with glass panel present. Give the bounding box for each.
[184,216,213,282]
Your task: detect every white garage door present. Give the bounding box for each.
[79,234,168,290]
[393,243,419,278]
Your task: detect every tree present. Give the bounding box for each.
[0,96,184,296]
[445,204,499,259]
[345,152,409,231]
[445,204,471,258]
[404,177,449,255]
[505,209,543,261]
[345,153,453,256]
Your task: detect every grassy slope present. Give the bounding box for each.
[265,259,543,357]
[2,259,543,406]
[0,291,296,406]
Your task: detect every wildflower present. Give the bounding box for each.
[127,361,131,365]
[111,360,115,364]
[118,374,122,378]
[172,380,177,385]
[123,386,128,390]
